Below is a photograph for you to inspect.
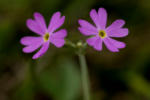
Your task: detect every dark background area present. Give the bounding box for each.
[0,0,150,100]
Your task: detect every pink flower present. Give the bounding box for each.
[78,8,129,52]
[20,12,67,59]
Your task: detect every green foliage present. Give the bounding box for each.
[13,63,35,100]
[0,19,14,51]
[38,57,80,100]
[0,0,150,100]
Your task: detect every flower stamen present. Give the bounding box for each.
[98,30,107,39]
[43,33,50,42]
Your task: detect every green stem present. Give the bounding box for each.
[78,53,90,100]
[65,39,76,48]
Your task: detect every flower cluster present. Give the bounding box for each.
[20,8,129,59]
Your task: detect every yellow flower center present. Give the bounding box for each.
[43,33,50,42]
[98,30,107,39]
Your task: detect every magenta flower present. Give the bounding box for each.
[78,8,129,52]
[20,12,67,59]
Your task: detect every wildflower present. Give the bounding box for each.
[20,12,67,59]
[78,8,128,52]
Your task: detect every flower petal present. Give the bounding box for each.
[103,38,119,52]
[78,27,97,36]
[98,8,107,29]
[34,12,47,33]
[51,38,65,48]
[48,12,65,33]
[86,36,98,46]
[32,42,49,59]
[107,37,126,49]
[106,19,125,31]
[20,36,43,46]
[93,38,102,51]
[107,28,128,37]
[26,19,45,35]
[78,19,98,33]
[51,29,67,39]
[90,9,101,29]
[23,40,43,53]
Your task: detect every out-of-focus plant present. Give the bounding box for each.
[1,0,150,100]
[20,6,128,100]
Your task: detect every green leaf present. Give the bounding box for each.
[126,71,150,99]
[39,57,80,100]
[13,62,35,100]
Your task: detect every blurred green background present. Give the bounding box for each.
[0,0,150,100]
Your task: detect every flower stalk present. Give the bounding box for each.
[66,40,90,100]
[77,43,90,100]
[78,53,90,100]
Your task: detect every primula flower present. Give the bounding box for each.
[78,8,128,52]
[20,12,67,59]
